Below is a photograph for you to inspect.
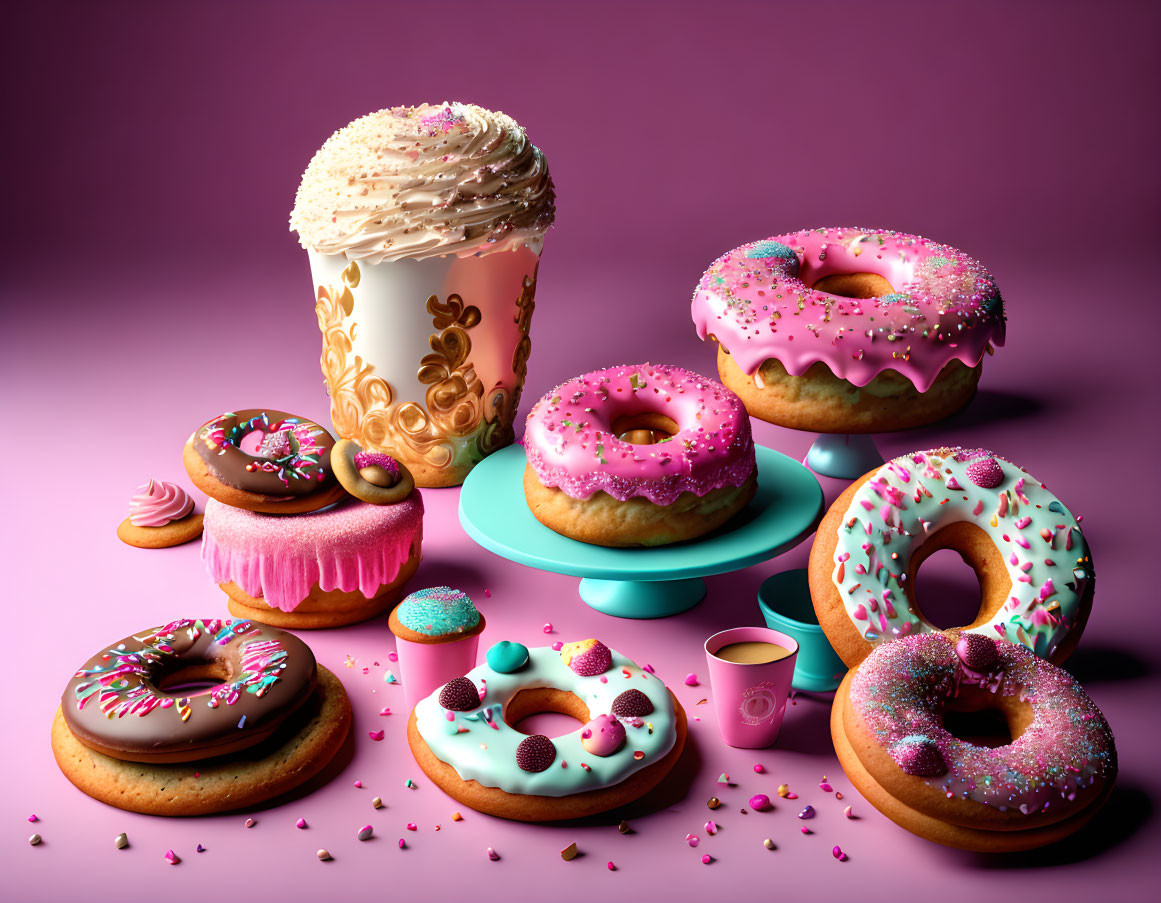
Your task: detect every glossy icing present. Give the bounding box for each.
[691,228,1005,392]
[63,619,316,762]
[524,363,755,504]
[849,634,1115,815]
[396,587,480,637]
[831,448,1092,660]
[201,495,423,610]
[414,645,677,796]
[128,479,194,527]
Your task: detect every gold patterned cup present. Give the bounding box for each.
[310,240,542,487]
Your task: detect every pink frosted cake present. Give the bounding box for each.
[691,228,1006,433]
[202,494,423,628]
[522,363,757,547]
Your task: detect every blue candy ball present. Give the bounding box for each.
[486,641,529,674]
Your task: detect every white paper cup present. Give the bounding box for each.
[309,238,543,486]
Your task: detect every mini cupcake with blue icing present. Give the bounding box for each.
[389,587,487,711]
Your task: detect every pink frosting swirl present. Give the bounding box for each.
[524,363,756,505]
[129,479,194,527]
[691,228,1006,393]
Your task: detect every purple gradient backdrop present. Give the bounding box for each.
[3,1,1160,901]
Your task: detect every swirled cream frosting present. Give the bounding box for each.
[290,103,555,262]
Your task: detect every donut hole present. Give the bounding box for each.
[941,687,1033,749]
[504,687,591,738]
[810,272,895,299]
[911,548,984,630]
[155,659,233,697]
[611,413,679,445]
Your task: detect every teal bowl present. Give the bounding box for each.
[757,569,845,692]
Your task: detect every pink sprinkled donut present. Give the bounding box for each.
[833,633,1116,851]
[523,363,757,547]
[691,228,1006,433]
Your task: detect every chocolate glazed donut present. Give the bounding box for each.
[62,619,317,763]
[184,409,347,513]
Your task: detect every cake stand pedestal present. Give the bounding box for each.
[803,433,883,480]
[459,445,824,619]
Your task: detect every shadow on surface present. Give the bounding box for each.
[896,387,1049,446]
[774,693,836,757]
[1064,644,1153,683]
[412,555,491,595]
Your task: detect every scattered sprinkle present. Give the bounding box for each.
[835,791,844,800]
[844,805,854,819]
[617,821,632,834]
[797,805,815,819]
[29,834,42,847]
[707,797,721,810]
[701,854,713,865]
[551,641,563,651]
[114,833,129,850]
[800,827,812,835]
[606,861,616,871]
[487,847,500,861]
[753,764,764,773]
[164,849,179,864]
[398,839,406,849]
[820,781,834,793]
[763,838,776,850]
[716,773,731,784]
[357,825,373,841]
[777,784,790,798]
[643,664,655,674]
[832,845,848,862]
[196,844,205,853]
[244,818,255,828]
[380,707,392,716]
[296,818,307,829]
[704,821,718,835]
[685,673,699,686]
[685,833,700,847]
[27,815,37,823]
[353,780,363,788]
[543,623,553,634]
[317,849,332,861]
[406,823,417,831]
[372,797,384,810]
[368,729,385,741]
[384,671,398,684]
[749,794,772,811]
[561,842,579,861]
[452,812,463,821]
[387,652,398,662]
[405,779,416,789]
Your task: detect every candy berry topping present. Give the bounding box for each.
[955,633,999,671]
[438,677,480,712]
[515,735,557,773]
[611,689,654,718]
[560,639,612,676]
[890,735,948,777]
[965,456,1004,489]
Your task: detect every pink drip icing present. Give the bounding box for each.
[201,495,423,610]
[524,363,755,504]
[691,228,1005,392]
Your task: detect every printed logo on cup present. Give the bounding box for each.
[739,682,781,726]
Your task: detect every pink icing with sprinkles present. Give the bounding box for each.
[691,228,1005,392]
[201,495,423,610]
[849,634,1116,816]
[524,363,755,504]
[354,450,400,479]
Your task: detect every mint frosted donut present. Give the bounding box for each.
[407,640,686,821]
[809,447,1094,666]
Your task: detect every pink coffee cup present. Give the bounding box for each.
[395,632,483,714]
[704,626,799,749]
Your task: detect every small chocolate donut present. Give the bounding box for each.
[183,409,346,513]
[62,618,317,763]
[332,438,416,505]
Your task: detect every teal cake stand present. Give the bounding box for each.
[459,445,824,619]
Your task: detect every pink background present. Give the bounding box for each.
[4,1,1160,900]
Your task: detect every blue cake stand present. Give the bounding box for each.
[459,445,824,619]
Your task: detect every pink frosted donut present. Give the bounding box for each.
[522,363,757,547]
[834,633,1116,851]
[691,228,1006,433]
[202,495,423,628]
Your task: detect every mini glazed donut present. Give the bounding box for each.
[523,363,757,547]
[832,633,1116,851]
[183,409,346,514]
[51,618,351,815]
[809,447,1093,667]
[331,438,416,504]
[691,229,1006,433]
[202,494,423,628]
[408,640,687,821]
[116,478,204,548]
